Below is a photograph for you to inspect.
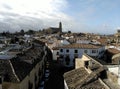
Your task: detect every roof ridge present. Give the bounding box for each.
[76,67,105,89]
[8,60,20,82]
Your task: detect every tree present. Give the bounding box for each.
[20,29,25,35]
[27,29,35,35]
[10,37,19,44]
[1,31,6,36]
[68,30,71,34]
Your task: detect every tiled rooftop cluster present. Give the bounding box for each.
[64,67,89,88]
[64,67,108,89]
[64,54,109,89]
[59,43,102,49]
[0,40,45,83]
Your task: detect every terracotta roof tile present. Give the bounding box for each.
[107,48,120,55]
[60,43,103,49]
[64,67,107,89]
[97,38,108,45]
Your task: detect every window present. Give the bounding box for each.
[60,49,63,52]
[84,50,87,53]
[0,78,2,84]
[74,50,78,53]
[66,49,69,53]
[92,50,96,53]
[74,54,78,59]
[85,61,89,68]
[65,56,70,65]
[56,52,59,55]
[59,55,64,58]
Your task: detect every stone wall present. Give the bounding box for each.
[75,58,84,69]
[107,71,118,83]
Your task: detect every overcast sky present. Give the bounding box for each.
[0,0,120,34]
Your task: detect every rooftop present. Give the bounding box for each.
[106,48,120,55]
[0,40,45,83]
[64,67,89,89]
[64,67,108,89]
[59,43,103,49]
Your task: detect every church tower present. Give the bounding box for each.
[59,22,62,33]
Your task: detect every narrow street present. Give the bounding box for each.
[44,61,65,89]
[38,61,50,89]
[38,48,73,89]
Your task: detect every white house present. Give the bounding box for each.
[60,39,70,46]
[76,40,91,44]
[53,43,105,67]
[106,65,120,85]
[52,47,59,61]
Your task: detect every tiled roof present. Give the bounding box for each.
[0,40,45,83]
[33,39,45,45]
[60,43,102,49]
[81,79,107,89]
[107,48,120,55]
[52,47,59,50]
[0,60,19,82]
[64,67,89,89]
[64,67,107,89]
[10,58,33,81]
[97,38,108,45]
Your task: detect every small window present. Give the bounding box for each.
[85,61,89,68]
[56,52,59,55]
[84,50,87,53]
[60,55,64,58]
[0,78,2,84]
[66,49,69,53]
[92,50,96,53]
[74,50,78,53]
[60,49,63,52]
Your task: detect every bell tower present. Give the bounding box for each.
[59,22,62,33]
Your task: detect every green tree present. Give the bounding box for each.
[20,29,25,35]
[27,29,35,35]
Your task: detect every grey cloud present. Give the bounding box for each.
[2,4,13,10]
[0,12,21,17]
[0,15,47,32]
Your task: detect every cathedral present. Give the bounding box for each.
[44,22,62,34]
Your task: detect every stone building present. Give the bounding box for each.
[64,54,109,89]
[0,40,47,89]
[44,22,62,34]
[105,48,120,64]
[115,29,120,43]
[53,43,105,67]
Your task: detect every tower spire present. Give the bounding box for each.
[59,22,62,33]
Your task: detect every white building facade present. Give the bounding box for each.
[53,43,105,67]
